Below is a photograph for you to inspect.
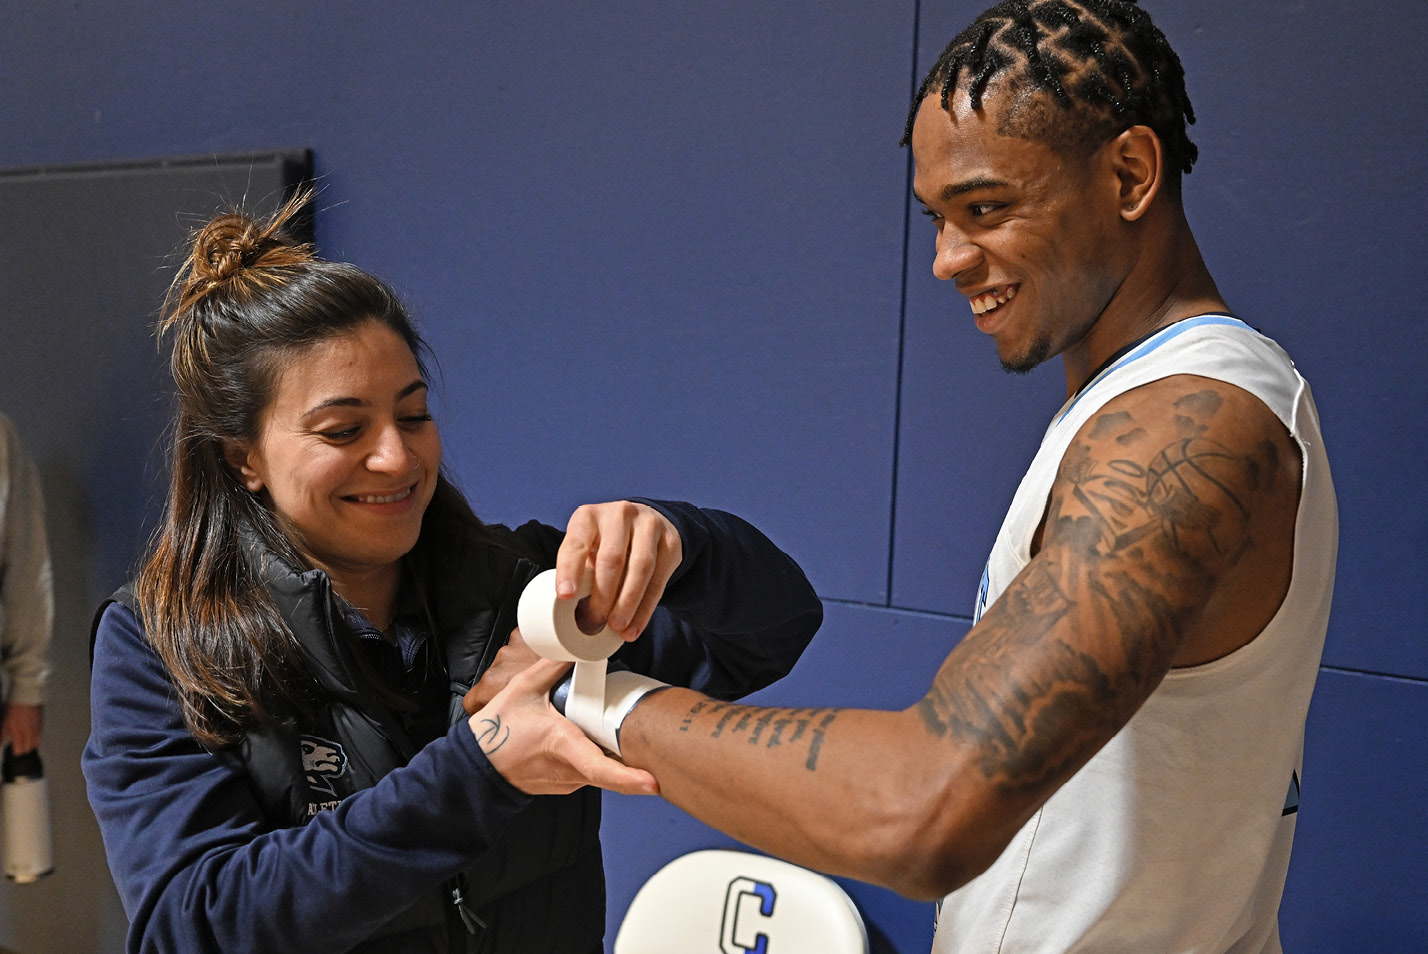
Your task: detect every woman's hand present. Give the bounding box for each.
[556,501,682,641]
[467,658,658,796]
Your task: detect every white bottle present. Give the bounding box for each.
[2,746,53,883]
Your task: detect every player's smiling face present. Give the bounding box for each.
[910,86,1129,374]
[229,319,441,578]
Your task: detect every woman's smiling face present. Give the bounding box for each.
[230,319,442,579]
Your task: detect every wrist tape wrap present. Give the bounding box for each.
[552,668,668,758]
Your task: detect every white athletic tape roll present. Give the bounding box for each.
[516,568,623,663]
[516,568,666,757]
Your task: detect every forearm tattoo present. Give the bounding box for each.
[917,387,1279,796]
[679,699,842,770]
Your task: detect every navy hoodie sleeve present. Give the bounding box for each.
[82,602,531,954]
[614,499,822,699]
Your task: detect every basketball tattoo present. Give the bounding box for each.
[915,385,1272,795]
[475,714,509,754]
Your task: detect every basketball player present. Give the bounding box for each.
[475,2,1337,949]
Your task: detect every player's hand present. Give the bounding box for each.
[467,658,659,796]
[462,627,540,714]
[555,501,682,641]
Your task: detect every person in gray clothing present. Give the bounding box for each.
[0,410,52,758]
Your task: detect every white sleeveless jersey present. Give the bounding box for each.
[932,316,1337,954]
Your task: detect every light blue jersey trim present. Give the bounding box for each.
[1054,314,1249,428]
[973,562,990,623]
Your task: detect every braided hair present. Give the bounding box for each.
[902,0,1197,185]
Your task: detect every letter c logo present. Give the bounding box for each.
[721,876,776,954]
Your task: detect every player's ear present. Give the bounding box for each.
[1110,124,1162,221]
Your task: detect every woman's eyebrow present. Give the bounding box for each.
[301,380,428,418]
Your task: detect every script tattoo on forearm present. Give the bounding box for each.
[475,715,509,754]
[679,700,710,732]
[680,701,842,770]
[917,387,1272,796]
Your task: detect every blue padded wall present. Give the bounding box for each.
[1280,670,1428,951]
[0,1,1423,951]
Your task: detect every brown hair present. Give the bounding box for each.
[136,192,480,747]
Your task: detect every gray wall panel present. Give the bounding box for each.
[0,155,307,954]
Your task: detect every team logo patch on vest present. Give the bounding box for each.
[301,735,349,799]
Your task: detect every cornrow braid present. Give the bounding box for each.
[902,0,1197,179]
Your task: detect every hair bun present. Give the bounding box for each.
[194,213,269,284]
[162,192,315,329]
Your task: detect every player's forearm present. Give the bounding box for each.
[620,687,1008,899]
